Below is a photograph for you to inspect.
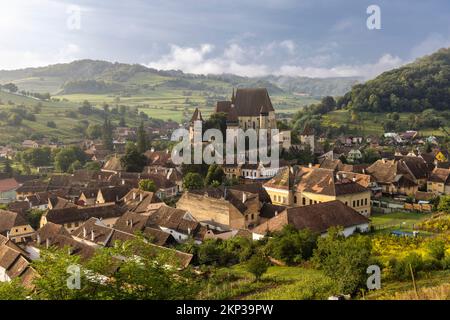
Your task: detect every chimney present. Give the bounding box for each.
[6,231,10,240]
[274,211,278,216]
[352,177,357,183]
[133,192,136,200]
[151,147,155,152]
[83,227,87,238]
[122,179,125,185]
[308,163,312,168]
[362,169,366,174]
[188,227,191,235]
[91,230,95,242]
[36,234,41,244]
[46,238,50,249]
[242,192,247,203]
[139,193,144,202]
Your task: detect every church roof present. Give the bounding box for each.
[190,108,203,123]
[233,88,274,117]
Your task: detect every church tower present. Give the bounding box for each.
[189,108,203,144]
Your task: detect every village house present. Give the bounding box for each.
[0,234,37,287]
[21,140,40,149]
[115,206,207,244]
[252,200,370,239]
[427,167,450,195]
[176,187,262,231]
[0,209,35,243]
[40,203,125,232]
[0,177,20,203]
[264,166,372,216]
[120,188,164,214]
[366,157,431,196]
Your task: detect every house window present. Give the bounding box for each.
[245,215,248,221]
[302,198,306,205]
[345,201,348,206]
[283,197,286,204]
[353,201,356,207]
[365,199,368,206]
[309,199,312,205]
[251,214,254,220]
[24,227,27,231]
[357,200,360,207]
[294,196,297,203]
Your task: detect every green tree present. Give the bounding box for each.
[2,157,13,177]
[205,164,225,186]
[312,228,372,294]
[47,121,57,128]
[121,145,147,172]
[54,146,87,173]
[86,124,103,139]
[246,254,269,282]
[102,118,114,151]
[438,196,450,213]
[427,239,447,261]
[136,121,148,154]
[119,117,126,127]
[139,179,157,192]
[3,83,18,93]
[266,225,318,265]
[183,172,204,191]
[0,279,29,300]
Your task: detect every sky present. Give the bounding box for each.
[0,0,449,79]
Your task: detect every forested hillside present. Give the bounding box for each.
[339,48,450,112]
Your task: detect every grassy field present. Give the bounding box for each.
[370,211,434,234]
[322,109,450,136]
[199,265,337,300]
[0,91,142,144]
[365,270,450,300]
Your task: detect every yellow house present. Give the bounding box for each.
[427,168,450,195]
[264,167,372,217]
[0,209,35,243]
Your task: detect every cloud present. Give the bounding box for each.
[410,33,450,60]
[0,43,81,70]
[147,43,404,79]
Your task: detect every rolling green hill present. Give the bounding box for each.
[339,47,450,113]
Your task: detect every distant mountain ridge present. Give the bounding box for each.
[0,59,360,97]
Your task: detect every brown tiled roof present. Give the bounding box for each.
[252,200,369,235]
[34,222,71,244]
[0,237,36,287]
[233,88,274,117]
[296,168,369,196]
[144,150,172,166]
[428,168,450,184]
[147,206,200,236]
[228,182,271,203]
[98,185,131,203]
[401,156,430,180]
[319,158,341,171]
[114,211,150,234]
[7,201,30,214]
[0,210,29,235]
[16,179,49,194]
[226,105,239,123]
[0,178,20,192]
[45,204,124,225]
[102,155,124,172]
[336,171,371,188]
[121,189,162,213]
[414,191,435,201]
[259,203,287,219]
[143,227,175,246]
[216,101,232,113]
